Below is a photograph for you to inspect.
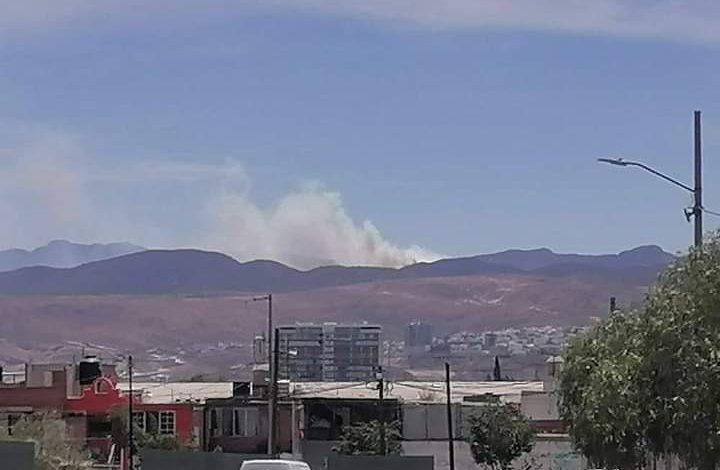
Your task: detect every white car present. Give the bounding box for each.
[240,459,312,470]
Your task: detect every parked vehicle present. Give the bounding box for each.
[240,459,311,470]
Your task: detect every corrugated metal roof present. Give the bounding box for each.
[117,382,234,404]
[290,381,544,404]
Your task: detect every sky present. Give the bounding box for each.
[1,0,719,268]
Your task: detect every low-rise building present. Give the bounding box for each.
[0,359,235,463]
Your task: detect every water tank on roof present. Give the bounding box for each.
[78,356,102,385]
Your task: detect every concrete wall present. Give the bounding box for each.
[404,403,548,441]
[141,449,264,470]
[521,391,560,421]
[0,441,35,470]
[327,455,433,470]
[403,434,585,470]
[403,404,462,440]
[300,433,582,470]
[301,441,436,470]
[0,371,67,410]
[529,434,585,470]
[300,440,336,470]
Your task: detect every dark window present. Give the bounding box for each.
[7,414,22,436]
[232,408,258,437]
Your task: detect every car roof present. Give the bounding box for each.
[243,460,307,464]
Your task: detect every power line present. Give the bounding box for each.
[701,206,720,217]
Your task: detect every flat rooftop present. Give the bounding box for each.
[290,381,544,404]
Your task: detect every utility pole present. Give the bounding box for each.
[445,362,456,470]
[270,328,280,456]
[128,355,134,470]
[377,366,386,456]
[598,111,706,248]
[253,294,274,455]
[694,110,703,248]
[493,356,502,381]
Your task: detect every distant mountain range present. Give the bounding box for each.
[0,240,145,272]
[0,243,675,366]
[0,244,674,295]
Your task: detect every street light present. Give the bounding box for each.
[597,110,704,248]
[597,158,694,193]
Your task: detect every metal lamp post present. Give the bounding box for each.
[598,110,703,248]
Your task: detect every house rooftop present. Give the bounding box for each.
[117,382,234,404]
[115,380,544,405]
[290,381,544,404]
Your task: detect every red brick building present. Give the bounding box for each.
[0,362,196,461]
[65,376,195,457]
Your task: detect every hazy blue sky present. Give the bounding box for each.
[1,1,719,267]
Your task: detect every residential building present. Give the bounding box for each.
[0,358,234,463]
[277,323,381,382]
[286,379,573,470]
[520,356,564,433]
[406,322,433,367]
[253,334,267,365]
[406,321,433,349]
[484,332,498,348]
[0,366,70,437]
[203,386,292,454]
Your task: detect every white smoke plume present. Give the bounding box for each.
[0,127,439,268]
[208,184,439,269]
[0,128,95,246]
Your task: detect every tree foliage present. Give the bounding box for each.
[334,420,402,456]
[467,402,535,470]
[560,310,648,469]
[109,406,183,452]
[0,412,93,470]
[561,232,720,470]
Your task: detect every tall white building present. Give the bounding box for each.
[277,323,381,382]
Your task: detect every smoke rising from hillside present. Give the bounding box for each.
[207,184,439,269]
[0,129,438,268]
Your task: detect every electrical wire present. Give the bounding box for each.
[701,206,720,217]
[291,382,370,397]
[394,381,528,398]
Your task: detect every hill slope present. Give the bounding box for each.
[0,246,669,372]
[0,273,647,350]
[474,245,674,270]
[0,245,673,295]
[0,240,144,272]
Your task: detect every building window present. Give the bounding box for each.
[210,409,219,437]
[132,412,146,433]
[7,414,22,436]
[158,411,175,435]
[232,408,258,437]
[95,379,111,395]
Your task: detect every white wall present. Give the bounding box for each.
[521,391,560,421]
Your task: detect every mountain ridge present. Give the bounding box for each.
[0,244,674,295]
[0,240,145,272]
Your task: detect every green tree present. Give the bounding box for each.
[560,310,648,470]
[467,402,535,470]
[0,412,92,470]
[561,232,720,470]
[639,234,720,470]
[109,407,183,452]
[334,420,402,456]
